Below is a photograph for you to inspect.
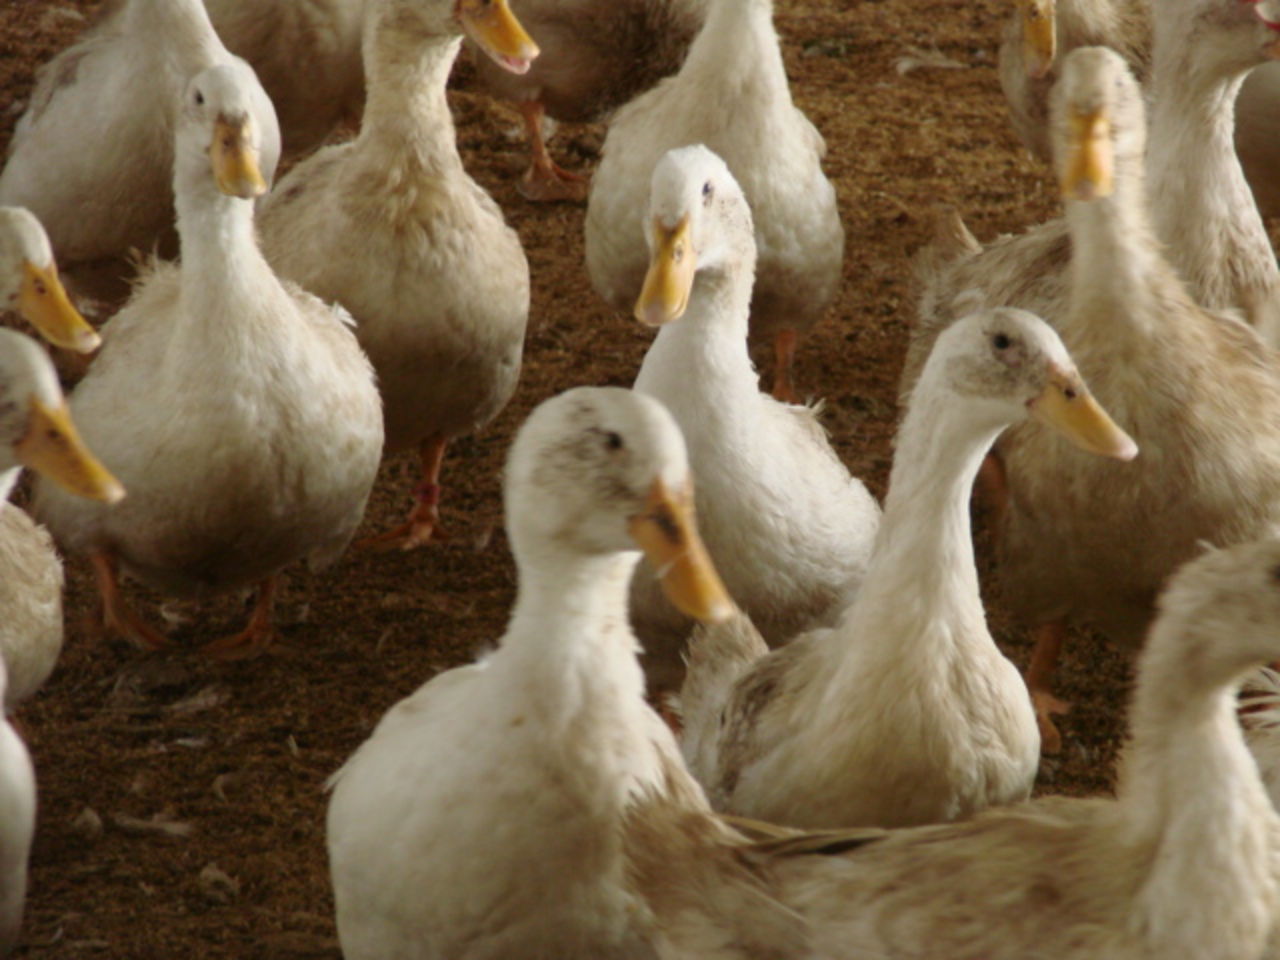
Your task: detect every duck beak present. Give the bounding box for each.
[635,215,695,327]
[18,261,100,353]
[458,0,539,75]
[1061,107,1113,201]
[1021,0,1055,79]
[1029,368,1137,461]
[15,397,124,503]
[629,477,735,625]
[211,115,267,199]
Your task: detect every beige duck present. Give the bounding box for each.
[629,539,1280,960]
[468,0,706,201]
[584,0,842,401]
[0,0,280,304]
[628,146,879,678]
[678,306,1134,830]
[999,0,1280,335]
[0,328,122,712]
[257,0,536,551]
[34,62,383,655]
[326,387,752,959]
[908,37,1280,752]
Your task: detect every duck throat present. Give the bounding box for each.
[358,2,464,175]
[683,0,789,103]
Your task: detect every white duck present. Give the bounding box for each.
[326,386,751,959]
[257,0,536,551]
[204,0,368,157]
[630,539,1280,960]
[33,62,383,656]
[0,0,280,302]
[584,0,842,401]
[628,146,878,679]
[679,306,1136,830]
[0,659,33,958]
[468,0,706,201]
[0,329,122,711]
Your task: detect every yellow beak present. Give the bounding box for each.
[1062,108,1113,201]
[18,260,100,353]
[15,397,125,503]
[628,477,735,625]
[211,116,267,200]
[458,0,539,75]
[1029,370,1137,461]
[1022,3,1055,80]
[634,216,696,327]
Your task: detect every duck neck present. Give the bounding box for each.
[173,171,281,331]
[830,384,1002,666]
[1119,627,1278,953]
[503,546,649,712]
[357,0,463,175]
[683,0,790,103]
[1063,173,1164,337]
[638,265,758,404]
[1147,32,1275,312]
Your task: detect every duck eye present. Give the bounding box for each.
[194,90,205,106]
[702,181,714,203]
[605,432,624,451]
[992,332,1012,350]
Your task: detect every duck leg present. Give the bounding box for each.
[516,100,589,203]
[1025,619,1071,755]
[202,576,278,660]
[771,329,800,403]
[89,550,169,651]
[359,433,451,552]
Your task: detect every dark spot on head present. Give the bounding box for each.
[605,431,623,451]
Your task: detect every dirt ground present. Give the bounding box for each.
[0,0,1138,955]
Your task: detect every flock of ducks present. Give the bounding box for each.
[6,0,1280,956]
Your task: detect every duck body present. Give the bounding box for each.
[204,0,367,156]
[585,0,841,397]
[327,387,761,959]
[0,494,61,711]
[629,148,877,656]
[33,63,382,604]
[0,0,279,274]
[258,3,528,457]
[0,679,34,956]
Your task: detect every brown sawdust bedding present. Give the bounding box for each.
[0,0,1149,955]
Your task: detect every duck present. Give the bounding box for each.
[33,61,383,656]
[628,539,1280,960]
[0,230,118,710]
[677,305,1135,830]
[0,329,122,956]
[467,0,706,202]
[0,328,123,712]
[0,0,280,304]
[998,0,1150,162]
[0,207,101,355]
[256,0,536,551]
[628,145,879,683]
[996,0,1280,336]
[584,0,842,402]
[325,386,762,959]
[0,660,34,958]
[203,0,367,157]
[906,39,1280,753]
